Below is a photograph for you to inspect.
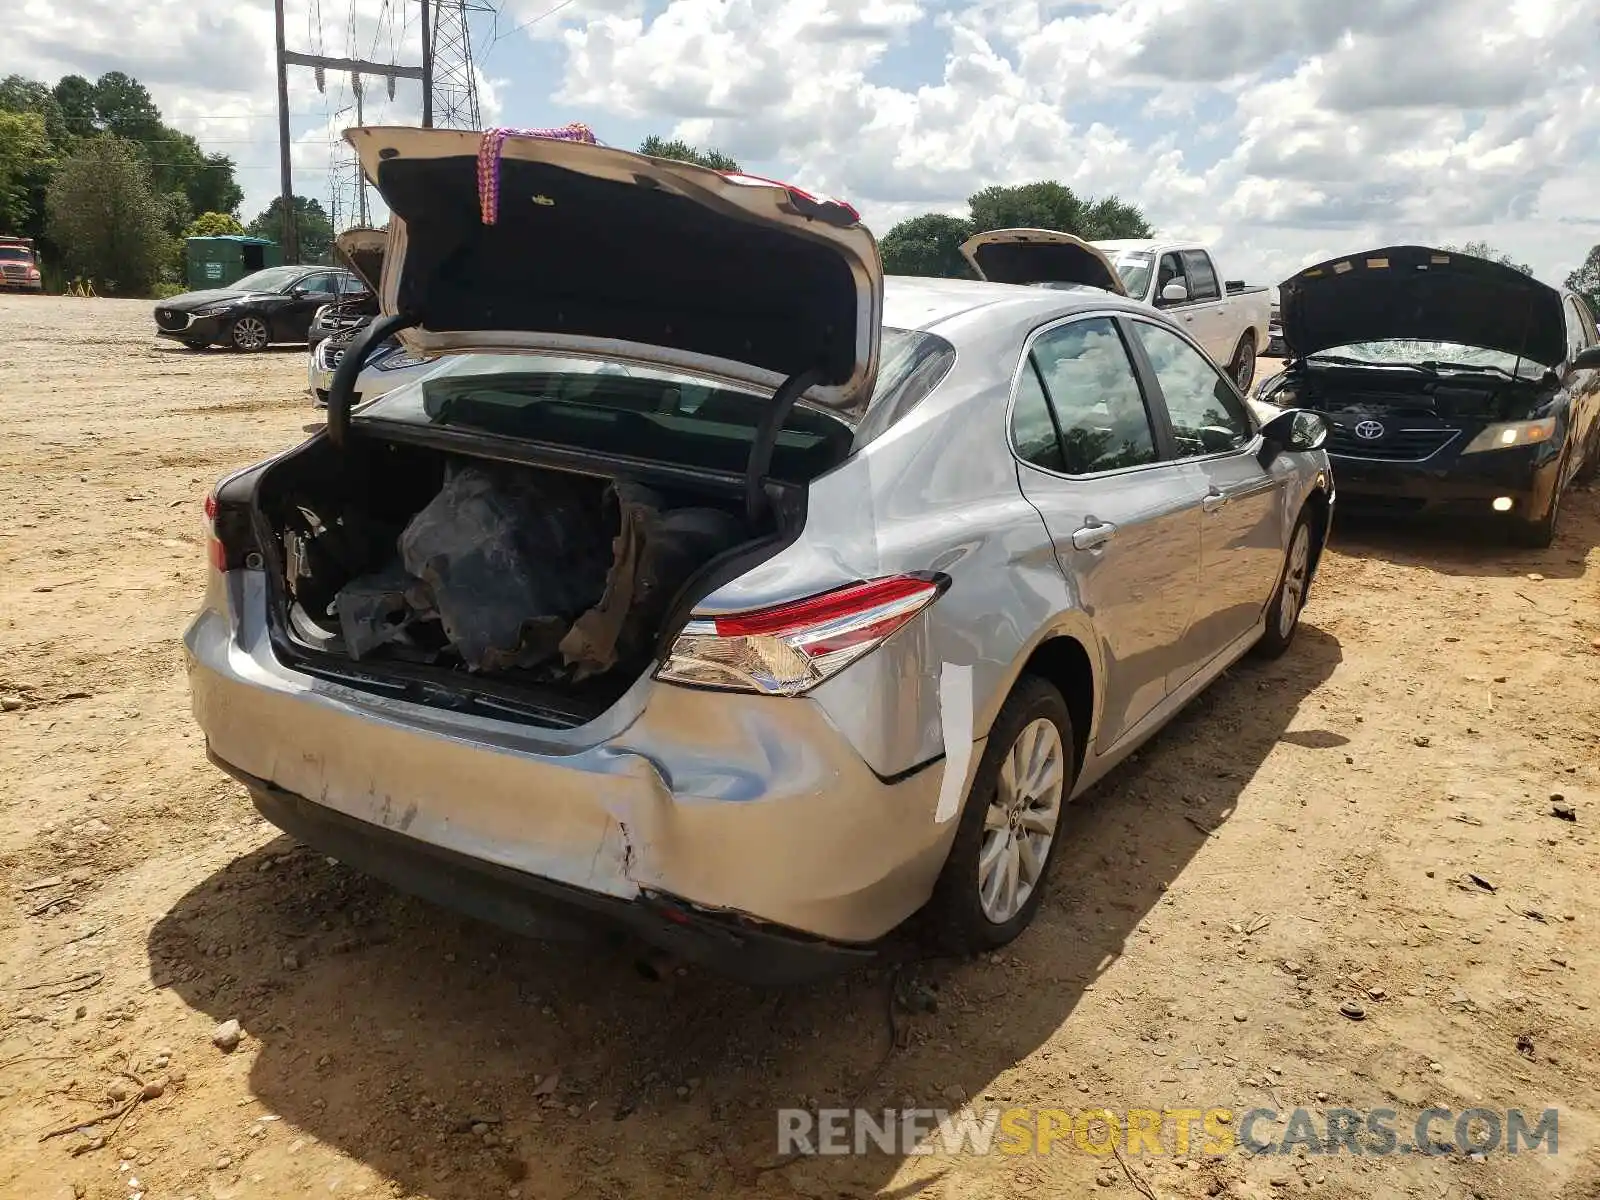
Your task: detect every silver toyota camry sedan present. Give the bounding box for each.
[186,127,1334,984]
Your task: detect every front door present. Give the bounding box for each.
[1127,317,1287,675]
[1009,314,1203,752]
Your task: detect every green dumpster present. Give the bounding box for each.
[185,235,282,290]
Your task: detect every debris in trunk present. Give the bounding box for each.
[326,459,746,682]
[333,563,437,660]
[398,463,613,672]
[559,482,744,680]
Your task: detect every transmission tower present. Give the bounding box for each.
[428,0,481,129]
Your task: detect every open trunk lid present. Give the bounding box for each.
[344,126,884,419]
[958,228,1127,295]
[1279,245,1567,366]
[334,226,386,293]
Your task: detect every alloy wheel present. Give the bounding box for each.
[978,716,1065,924]
[1279,522,1311,639]
[231,316,269,351]
[1233,339,1257,392]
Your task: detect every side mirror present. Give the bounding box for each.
[1574,345,1600,371]
[1259,408,1328,453]
[1160,281,1189,304]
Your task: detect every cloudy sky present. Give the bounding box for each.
[13,0,1600,286]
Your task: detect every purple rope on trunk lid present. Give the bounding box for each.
[477,124,598,225]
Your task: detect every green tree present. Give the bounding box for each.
[186,211,246,238]
[46,136,173,295]
[879,213,975,278]
[247,195,335,264]
[879,181,1153,280]
[0,110,52,235]
[90,71,164,142]
[51,74,97,138]
[1563,244,1599,317]
[638,135,741,173]
[1442,241,1534,276]
[967,181,1152,240]
[1,74,69,145]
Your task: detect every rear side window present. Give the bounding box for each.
[1011,317,1159,475]
[1011,362,1066,471]
[1181,250,1220,301]
[852,327,957,448]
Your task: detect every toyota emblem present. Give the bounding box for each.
[1354,420,1385,440]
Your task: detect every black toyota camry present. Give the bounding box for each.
[1255,245,1600,546]
[153,265,362,352]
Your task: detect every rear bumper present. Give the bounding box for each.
[1329,446,1559,518]
[184,572,965,969]
[220,755,874,985]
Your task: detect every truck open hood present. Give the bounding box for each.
[958,229,1127,296]
[333,226,386,294]
[1279,245,1567,367]
[345,126,884,419]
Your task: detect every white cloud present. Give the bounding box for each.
[10,0,1600,285]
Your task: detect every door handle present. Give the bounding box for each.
[1071,519,1116,550]
[1202,488,1227,513]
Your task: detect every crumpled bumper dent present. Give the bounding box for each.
[185,573,961,947]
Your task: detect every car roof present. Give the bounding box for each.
[884,274,1146,334]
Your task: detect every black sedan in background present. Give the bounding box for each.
[1255,245,1600,546]
[154,265,363,351]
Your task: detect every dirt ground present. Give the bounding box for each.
[2,294,1598,1200]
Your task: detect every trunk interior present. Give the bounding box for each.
[252,434,797,728]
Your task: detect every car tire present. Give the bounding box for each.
[1254,510,1315,659]
[1229,332,1258,393]
[229,316,270,352]
[925,675,1075,956]
[1509,479,1562,549]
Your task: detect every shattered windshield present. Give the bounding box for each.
[355,328,952,479]
[1110,251,1154,298]
[1310,341,1549,379]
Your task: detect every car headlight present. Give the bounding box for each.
[1461,418,1557,454]
[373,349,435,372]
[192,302,235,316]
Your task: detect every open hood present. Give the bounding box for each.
[334,226,386,294]
[1279,246,1567,367]
[958,229,1126,295]
[344,126,883,418]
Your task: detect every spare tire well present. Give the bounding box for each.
[1013,636,1093,782]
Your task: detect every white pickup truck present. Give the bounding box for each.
[960,231,1273,391]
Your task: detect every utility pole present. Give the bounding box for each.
[353,76,369,227]
[273,2,428,248]
[273,0,298,263]
[420,0,433,128]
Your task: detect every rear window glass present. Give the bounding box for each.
[356,327,954,480]
[356,353,855,483]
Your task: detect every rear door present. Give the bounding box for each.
[1125,315,1286,675]
[1009,313,1202,751]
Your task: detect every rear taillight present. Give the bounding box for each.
[656,574,947,695]
[204,487,258,572]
